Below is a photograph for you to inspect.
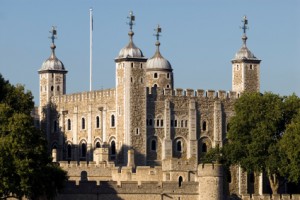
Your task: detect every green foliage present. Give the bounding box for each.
[280,110,300,183]
[223,92,300,193]
[0,74,67,199]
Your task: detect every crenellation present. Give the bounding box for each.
[175,88,183,96]
[206,90,215,99]
[185,89,194,97]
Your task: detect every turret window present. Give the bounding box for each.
[249,64,254,70]
[202,121,207,131]
[131,63,134,68]
[67,119,71,131]
[82,118,86,130]
[167,85,170,88]
[167,73,170,79]
[111,115,115,127]
[154,73,158,78]
[96,116,100,128]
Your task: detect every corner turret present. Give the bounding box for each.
[232,16,261,93]
[146,25,173,89]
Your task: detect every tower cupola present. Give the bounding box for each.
[146,25,173,89]
[39,27,67,73]
[231,16,261,93]
[117,11,144,59]
[38,26,67,107]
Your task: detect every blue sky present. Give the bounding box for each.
[0,1,299,105]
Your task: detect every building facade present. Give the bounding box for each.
[37,14,267,199]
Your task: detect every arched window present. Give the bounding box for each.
[153,84,157,88]
[202,121,207,131]
[177,141,182,152]
[96,142,101,148]
[96,116,100,128]
[151,140,157,151]
[181,120,184,127]
[174,120,178,127]
[167,84,170,88]
[185,120,188,127]
[82,118,85,129]
[131,63,133,68]
[156,119,160,127]
[51,86,54,91]
[81,143,87,157]
[111,115,115,127]
[154,73,158,78]
[67,119,71,131]
[167,73,170,79]
[178,176,183,187]
[57,85,60,91]
[202,143,207,153]
[67,144,72,158]
[160,119,163,127]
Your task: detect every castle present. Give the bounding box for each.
[36,13,289,199]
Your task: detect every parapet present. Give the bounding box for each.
[197,163,223,177]
[147,87,239,100]
[51,88,116,104]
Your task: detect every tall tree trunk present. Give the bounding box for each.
[268,173,279,195]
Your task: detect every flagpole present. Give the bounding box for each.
[89,8,93,92]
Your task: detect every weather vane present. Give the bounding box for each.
[154,24,162,41]
[241,16,248,35]
[49,26,57,44]
[127,11,135,31]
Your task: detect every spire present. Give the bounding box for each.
[154,25,162,52]
[49,26,57,59]
[240,16,248,47]
[127,11,135,41]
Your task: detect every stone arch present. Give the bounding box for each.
[178,176,183,187]
[108,136,117,160]
[79,139,87,159]
[147,136,162,165]
[66,141,72,160]
[94,138,102,148]
[173,137,187,159]
[198,136,212,163]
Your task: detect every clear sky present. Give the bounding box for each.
[0,0,299,105]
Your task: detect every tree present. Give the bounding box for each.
[0,74,67,199]
[223,92,300,194]
[280,110,300,184]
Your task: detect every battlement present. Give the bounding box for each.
[197,163,223,177]
[147,87,240,100]
[51,88,116,103]
[60,180,199,194]
[112,165,163,182]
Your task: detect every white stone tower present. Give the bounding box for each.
[38,26,67,149]
[115,11,147,165]
[232,16,261,93]
[146,25,173,89]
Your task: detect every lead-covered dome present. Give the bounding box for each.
[117,31,144,58]
[39,44,66,71]
[233,35,258,60]
[146,46,172,70]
